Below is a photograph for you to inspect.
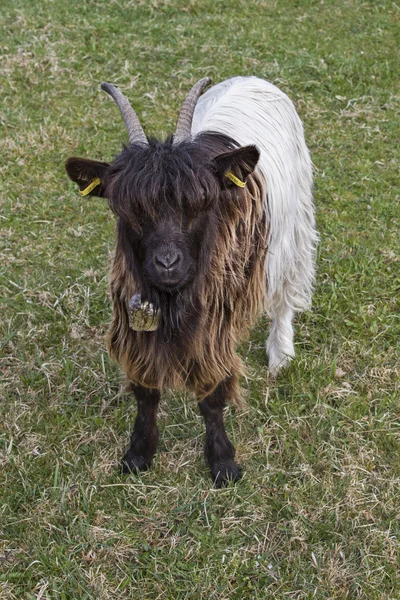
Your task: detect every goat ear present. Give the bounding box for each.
[212,145,260,188]
[65,157,110,197]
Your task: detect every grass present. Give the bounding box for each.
[1,0,399,598]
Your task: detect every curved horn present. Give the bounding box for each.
[101,82,148,146]
[173,77,212,145]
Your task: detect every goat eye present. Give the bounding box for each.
[185,215,195,229]
[183,210,203,230]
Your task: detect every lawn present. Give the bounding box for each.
[1,0,399,598]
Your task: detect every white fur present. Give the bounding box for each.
[192,77,318,375]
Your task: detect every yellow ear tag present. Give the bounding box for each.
[225,171,246,188]
[80,178,102,196]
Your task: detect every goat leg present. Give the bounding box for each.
[198,379,242,487]
[122,385,160,474]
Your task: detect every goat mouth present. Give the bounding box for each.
[153,279,188,293]
[150,269,193,293]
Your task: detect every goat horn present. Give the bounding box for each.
[101,82,148,146]
[173,77,212,145]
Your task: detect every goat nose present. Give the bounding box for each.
[155,250,181,270]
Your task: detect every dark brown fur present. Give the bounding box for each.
[66,131,268,485]
[107,135,268,402]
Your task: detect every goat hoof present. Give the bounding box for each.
[210,461,242,487]
[121,451,152,474]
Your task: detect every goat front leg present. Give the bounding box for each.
[122,385,160,474]
[198,379,242,487]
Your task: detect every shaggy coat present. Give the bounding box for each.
[107,134,268,402]
[65,76,317,485]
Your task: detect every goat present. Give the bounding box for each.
[65,76,317,486]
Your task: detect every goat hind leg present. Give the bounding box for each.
[122,385,160,474]
[266,307,295,377]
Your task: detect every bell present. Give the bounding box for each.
[128,294,160,332]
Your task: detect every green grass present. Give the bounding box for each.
[1,0,399,598]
